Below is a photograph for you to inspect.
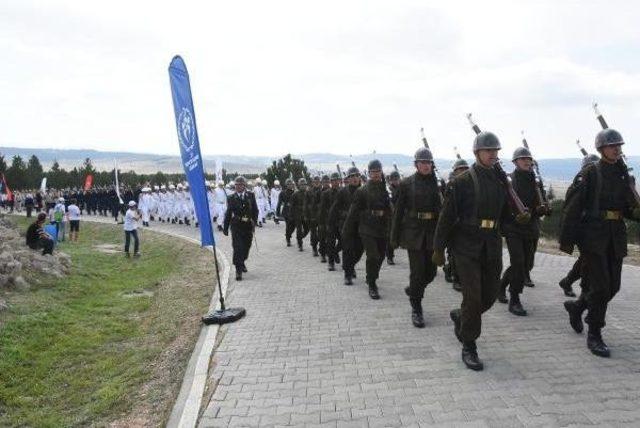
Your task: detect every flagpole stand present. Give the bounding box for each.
[201,241,246,325]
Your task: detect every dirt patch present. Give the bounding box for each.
[93,244,121,254]
[121,289,154,298]
[537,237,640,267]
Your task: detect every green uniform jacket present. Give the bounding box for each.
[290,188,307,223]
[343,181,391,239]
[276,188,295,220]
[319,187,339,226]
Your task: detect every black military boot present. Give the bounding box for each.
[320,254,327,263]
[368,282,380,300]
[218,225,223,232]
[242,264,248,273]
[443,264,453,283]
[558,278,576,297]
[587,328,610,357]
[410,298,425,328]
[508,293,527,316]
[328,261,335,271]
[449,309,462,343]
[524,274,535,287]
[298,241,303,252]
[286,238,291,247]
[312,248,319,257]
[235,270,242,281]
[335,254,341,264]
[344,274,353,286]
[461,342,484,371]
[452,281,462,292]
[564,300,584,333]
[387,257,395,266]
[497,275,508,304]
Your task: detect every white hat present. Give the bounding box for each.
[274,180,280,186]
[177,184,183,189]
[154,185,159,191]
[169,184,175,190]
[142,187,151,192]
[128,200,137,207]
[255,178,262,184]
[160,185,166,190]
[217,180,224,185]
[58,197,65,203]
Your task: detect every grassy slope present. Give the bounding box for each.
[0,218,215,427]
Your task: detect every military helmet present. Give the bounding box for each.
[452,158,469,171]
[330,172,341,180]
[512,146,532,162]
[473,131,502,152]
[274,179,280,186]
[368,159,383,171]
[321,174,330,181]
[595,128,624,149]
[581,154,600,168]
[298,178,307,186]
[234,176,247,185]
[347,166,360,177]
[285,178,294,186]
[313,175,321,182]
[388,171,400,180]
[414,147,433,162]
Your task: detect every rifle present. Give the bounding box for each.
[454,146,462,160]
[576,139,589,157]
[336,163,344,182]
[466,113,530,217]
[393,163,400,177]
[592,103,640,205]
[420,127,446,198]
[521,130,549,208]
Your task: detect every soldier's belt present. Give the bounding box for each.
[412,211,437,220]
[239,216,251,222]
[370,210,386,217]
[479,219,497,229]
[604,210,622,220]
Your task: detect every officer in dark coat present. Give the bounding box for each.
[276,178,296,247]
[305,176,323,257]
[385,171,401,265]
[497,147,550,316]
[223,176,259,281]
[433,131,525,371]
[343,160,391,299]
[329,167,361,282]
[443,159,469,292]
[317,174,332,263]
[390,147,442,327]
[320,173,342,270]
[290,178,309,251]
[559,129,640,357]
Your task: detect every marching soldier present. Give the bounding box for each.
[433,131,525,371]
[317,175,332,263]
[386,170,401,265]
[223,176,259,281]
[343,160,391,299]
[390,148,441,327]
[443,158,469,292]
[329,166,361,282]
[320,172,342,269]
[305,176,323,256]
[559,129,640,357]
[290,178,310,251]
[497,147,549,316]
[276,178,296,246]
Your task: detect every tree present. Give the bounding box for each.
[5,155,27,190]
[264,154,309,187]
[26,155,44,189]
[0,153,7,175]
[47,160,66,189]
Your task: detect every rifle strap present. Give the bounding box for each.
[469,166,481,220]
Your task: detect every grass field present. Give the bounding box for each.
[0,217,215,427]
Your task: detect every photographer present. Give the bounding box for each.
[123,200,141,258]
[26,212,54,255]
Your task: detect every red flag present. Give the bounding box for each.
[84,174,93,191]
[1,173,13,201]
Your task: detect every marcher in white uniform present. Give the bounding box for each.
[270,180,282,224]
[214,181,228,231]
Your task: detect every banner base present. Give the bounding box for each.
[202,307,246,325]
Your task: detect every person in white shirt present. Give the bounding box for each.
[124,200,141,257]
[66,198,82,242]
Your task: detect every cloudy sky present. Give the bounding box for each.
[2,0,640,159]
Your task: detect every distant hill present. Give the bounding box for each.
[1,146,638,182]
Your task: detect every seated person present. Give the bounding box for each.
[26,213,54,255]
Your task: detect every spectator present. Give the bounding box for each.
[24,193,35,218]
[26,212,54,255]
[52,197,67,242]
[67,198,81,242]
[124,200,141,258]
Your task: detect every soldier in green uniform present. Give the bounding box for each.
[559,129,640,357]
[433,131,525,371]
[223,176,259,281]
[343,160,391,299]
[390,148,442,327]
[443,158,469,292]
[319,173,338,265]
[290,178,309,251]
[305,176,323,257]
[386,170,401,265]
[276,178,296,247]
[497,147,549,316]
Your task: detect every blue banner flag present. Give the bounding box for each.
[168,55,215,247]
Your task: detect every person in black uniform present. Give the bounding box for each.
[290,178,309,251]
[385,171,401,265]
[343,160,391,299]
[317,174,332,263]
[433,131,528,371]
[329,167,361,283]
[443,158,469,292]
[320,172,342,270]
[559,129,640,357]
[276,178,296,247]
[497,147,550,316]
[305,176,323,257]
[390,147,441,327]
[223,176,259,281]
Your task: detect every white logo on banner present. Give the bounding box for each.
[178,107,196,155]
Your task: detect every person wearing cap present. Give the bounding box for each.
[138,187,152,227]
[66,198,81,242]
[290,178,310,251]
[443,158,470,292]
[497,147,550,316]
[223,176,259,280]
[270,180,282,224]
[559,128,640,358]
[52,197,67,242]
[26,212,55,255]
[329,167,361,282]
[214,181,228,231]
[316,175,332,262]
[320,172,342,269]
[390,148,441,327]
[304,175,323,257]
[276,178,296,246]
[385,170,401,265]
[124,200,141,257]
[254,178,269,226]
[433,131,520,371]
[343,159,391,300]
